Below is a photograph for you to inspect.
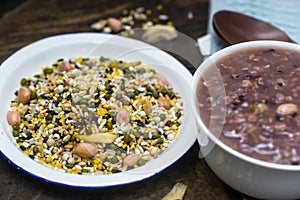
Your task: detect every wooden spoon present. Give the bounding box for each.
[213,10,295,45]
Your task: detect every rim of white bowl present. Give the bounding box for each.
[0,32,197,187]
[193,40,300,171]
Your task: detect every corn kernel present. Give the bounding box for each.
[76,56,83,64]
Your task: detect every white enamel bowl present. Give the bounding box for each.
[0,33,197,188]
[192,41,300,200]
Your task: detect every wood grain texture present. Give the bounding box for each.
[0,0,256,199]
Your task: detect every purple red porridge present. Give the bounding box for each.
[197,47,300,165]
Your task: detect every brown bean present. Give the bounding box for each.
[72,143,97,158]
[158,96,170,109]
[107,17,122,32]
[116,109,130,125]
[123,154,140,167]
[7,111,21,126]
[18,87,31,104]
[276,103,298,115]
[59,61,73,72]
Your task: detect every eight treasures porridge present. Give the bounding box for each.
[6,57,183,175]
[198,47,300,165]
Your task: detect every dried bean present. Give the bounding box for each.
[59,61,73,72]
[123,154,140,167]
[158,96,170,109]
[7,111,21,126]
[18,87,31,104]
[107,17,122,32]
[116,109,130,125]
[72,143,98,158]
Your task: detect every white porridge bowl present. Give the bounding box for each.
[0,33,197,188]
[192,41,300,199]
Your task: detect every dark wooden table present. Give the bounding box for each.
[0,1,256,199]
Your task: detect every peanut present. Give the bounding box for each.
[116,108,130,125]
[72,143,97,158]
[123,154,140,167]
[107,17,122,32]
[158,96,170,109]
[59,61,73,72]
[7,111,21,126]
[18,87,31,104]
